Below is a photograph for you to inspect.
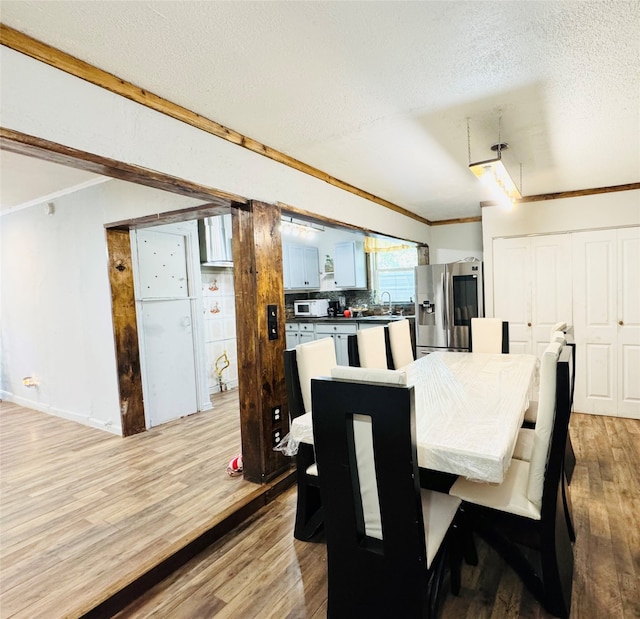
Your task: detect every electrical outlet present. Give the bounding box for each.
[272,405,282,424]
[272,429,282,448]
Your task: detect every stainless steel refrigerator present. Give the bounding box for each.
[415,261,484,356]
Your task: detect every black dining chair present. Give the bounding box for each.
[283,337,337,541]
[518,329,577,485]
[449,342,574,618]
[311,375,462,618]
[468,318,509,353]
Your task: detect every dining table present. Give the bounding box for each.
[288,351,538,484]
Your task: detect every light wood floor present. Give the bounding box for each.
[114,413,640,619]
[0,391,281,619]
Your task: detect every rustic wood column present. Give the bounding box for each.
[106,228,146,436]
[232,201,290,483]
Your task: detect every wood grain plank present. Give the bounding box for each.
[112,413,639,619]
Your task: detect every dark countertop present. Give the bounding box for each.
[287,315,414,324]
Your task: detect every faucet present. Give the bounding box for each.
[379,291,392,315]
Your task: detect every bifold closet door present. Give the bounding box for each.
[572,227,640,418]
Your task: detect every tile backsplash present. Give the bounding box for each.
[201,268,238,394]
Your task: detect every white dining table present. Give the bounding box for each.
[289,351,538,484]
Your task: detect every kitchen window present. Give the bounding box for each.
[370,246,418,303]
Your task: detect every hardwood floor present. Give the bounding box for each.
[0,391,292,619]
[114,413,640,619]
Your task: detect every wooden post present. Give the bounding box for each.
[232,201,289,483]
[106,228,146,436]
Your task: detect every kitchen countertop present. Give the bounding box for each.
[287,315,414,323]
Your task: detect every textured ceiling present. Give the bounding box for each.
[1,1,638,220]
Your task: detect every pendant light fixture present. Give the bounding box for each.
[467,111,522,207]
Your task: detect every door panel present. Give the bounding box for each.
[530,236,572,357]
[141,299,198,426]
[133,223,204,427]
[572,230,617,415]
[617,227,640,418]
[493,237,531,353]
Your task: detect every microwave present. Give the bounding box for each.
[294,299,330,317]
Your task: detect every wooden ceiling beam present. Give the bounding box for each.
[1,24,431,226]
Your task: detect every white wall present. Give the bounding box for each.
[1,47,432,244]
[429,221,483,263]
[0,180,205,433]
[482,190,640,315]
[0,47,490,433]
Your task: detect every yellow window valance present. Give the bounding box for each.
[364,237,413,253]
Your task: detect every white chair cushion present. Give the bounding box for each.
[552,331,567,345]
[387,319,414,369]
[450,458,541,520]
[421,490,461,568]
[526,341,561,508]
[523,400,538,424]
[550,322,568,339]
[470,318,504,354]
[512,427,534,461]
[306,463,318,476]
[356,325,388,369]
[352,413,383,540]
[296,337,337,413]
[331,365,408,385]
[351,409,460,569]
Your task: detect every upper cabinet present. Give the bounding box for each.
[333,241,367,289]
[283,244,320,290]
[198,214,233,266]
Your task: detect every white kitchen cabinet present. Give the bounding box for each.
[333,241,367,289]
[298,322,316,344]
[283,244,320,290]
[285,323,299,349]
[315,322,358,365]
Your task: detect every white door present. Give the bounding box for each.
[572,229,618,415]
[530,235,573,358]
[617,227,640,418]
[493,237,532,353]
[571,227,640,418]
[494,235,572,356]
[133,222,207,427]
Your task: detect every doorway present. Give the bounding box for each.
[132,221,210,428]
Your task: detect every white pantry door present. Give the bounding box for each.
[133,222,204,427]
[572,227,640,418]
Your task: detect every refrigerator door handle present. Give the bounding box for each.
[441,271,448,331]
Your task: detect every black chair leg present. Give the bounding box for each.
[564,433,576,485]
[562,474,576,543]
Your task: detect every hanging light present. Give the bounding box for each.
[467,113,522,207]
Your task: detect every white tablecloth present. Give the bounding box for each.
[289,352,538,483]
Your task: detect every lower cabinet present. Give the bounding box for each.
[315,323,358,365]
[285,322,316,348]
[285,323,299,349]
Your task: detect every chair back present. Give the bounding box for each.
[352,325,390,369]
[283,349,305,420]
[387,318,414,369]
[294,337,337,414]
[469,318,509,353]
[311,376,431,617]
[526,341,562,509]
